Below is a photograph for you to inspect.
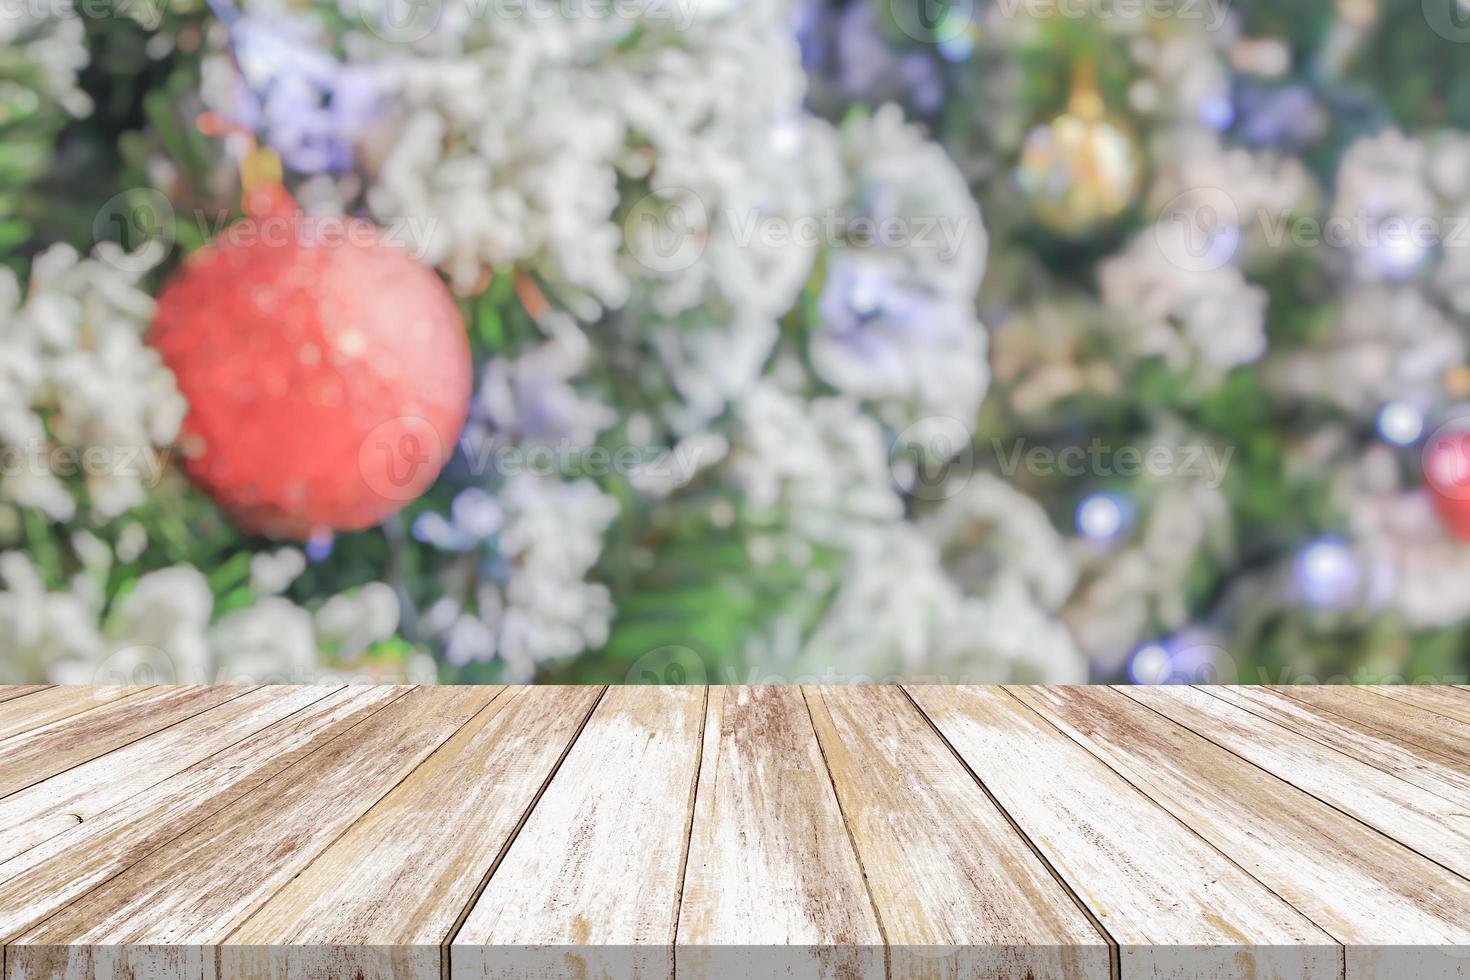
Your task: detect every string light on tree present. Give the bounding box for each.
[1363,217,1430,279]
[1377,401,1425,446]
[1197,94,1235,132]
[1292,536,1360,607]
[1075,491,1133,542]
[1128,634,1236,684]
[1127,642,1171,684]
[306,529,335,562]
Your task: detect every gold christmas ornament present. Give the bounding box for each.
[1016,64,1141,235]
[1444,364,1470,400]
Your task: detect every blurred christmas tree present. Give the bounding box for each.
[3,0,1470,687]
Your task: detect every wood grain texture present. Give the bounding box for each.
[0,686,405,944]
[0,686,145,743]
[1317,687,1470,758]
[223,685,603,980]
[218,946,432,980]
[14,686,499,955]
[10,944,217,980]
[1280,685,1470,763]
[908,685,1342,980]
[676,686,884,980]
[1361,684,1470,727]
[0,686,339,864]
[4,684,1470,979]
[1122,685,1470,879]
[0,686,247,799]
[452,686,706,980]
[805,685,1110,980]
[1208,686,1470,806]
[1013,685,1470,977]
[0,687,49,708]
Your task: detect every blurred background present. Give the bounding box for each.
[4,0,1470,686]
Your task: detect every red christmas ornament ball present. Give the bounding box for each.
[151,184,472,539]
[1424,425,1470,540]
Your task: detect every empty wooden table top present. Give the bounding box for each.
[1,684,1469,979]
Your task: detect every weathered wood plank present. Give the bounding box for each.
[1208,686,1470,806]
[220,946,429,980]
[805,685,1110,980]
[10,686,499,977]
[1278,685,1470,765]
[1364,685,1470,728]
[676,687,884,980]
[223,686,603,980]
[0,686,146,743]
[1013,685,1470,977]
[0,686,339,864]
[11,944,217,980]
[452,686,706,980]
[0,686,406,944]
[908,685,1341,979]
[2,683,1468,978]
[0,687,49,707]
[0,686,248,800]
[1122,685,1470,881]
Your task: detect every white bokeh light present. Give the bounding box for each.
[1377,401,1425,446]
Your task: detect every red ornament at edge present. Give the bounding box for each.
[1425,427,1470,541]
[151,184,471,540]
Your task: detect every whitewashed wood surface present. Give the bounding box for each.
[1,684,1468,979]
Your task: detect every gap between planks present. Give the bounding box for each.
[3,686,623,980]
[1200,687,1470,807]
[1364,684,1470,724]
[7,686,1470,980]
[1015,685,1470,976]
[0,686,264,808]
[0,686,1342,980]
[897,686,1124,980]
[229,685,516,946]
[1115,686,1470,891]
[669,684,709,976]
[985,687,1350,974]
[0,686,153,745]
[905,686,1348,979]
[0,687,417,952]
[436,686,609,976]
[1001,686,1344,944]
[798,686,891,979]
[0,687,51,708]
